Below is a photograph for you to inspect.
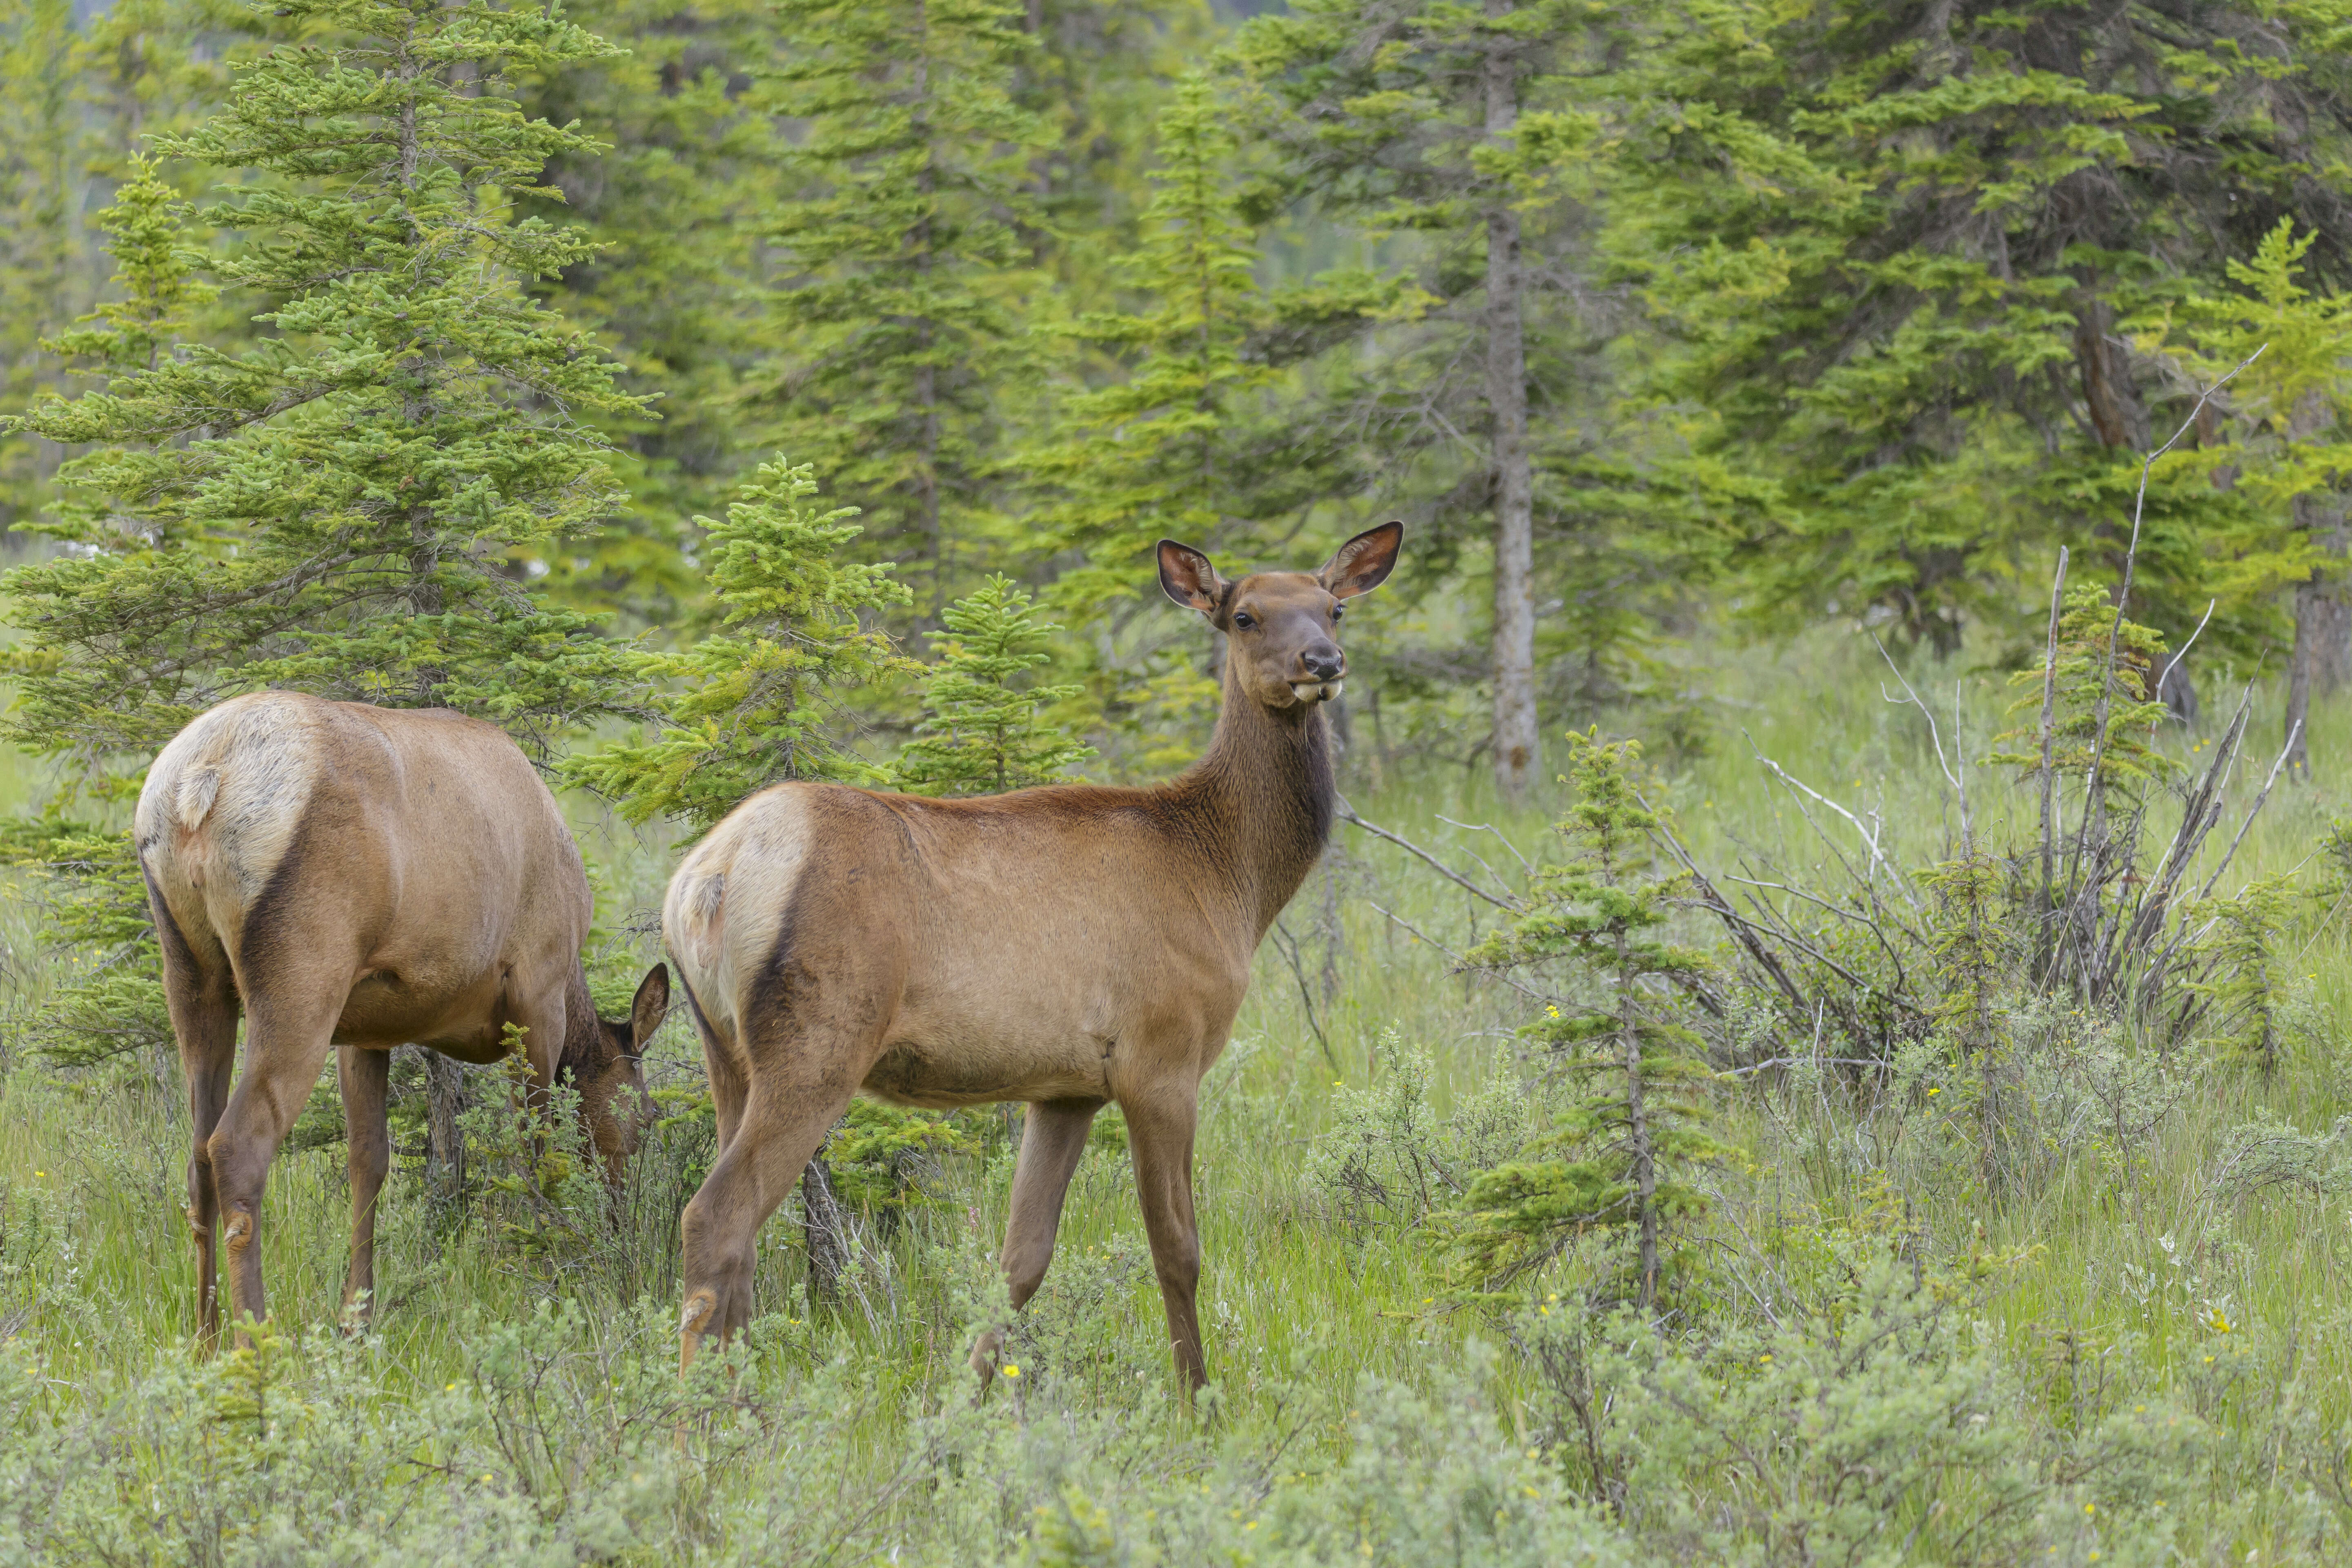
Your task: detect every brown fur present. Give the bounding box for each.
[661,523,1404,1389]
[135,692,668,1344]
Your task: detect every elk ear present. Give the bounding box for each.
[1157,539,1225,615]
[1317,521,1403,600]
[629,963,670,1053]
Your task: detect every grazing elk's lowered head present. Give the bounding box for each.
[1157,520,1403,713]
[562,964,669,1175]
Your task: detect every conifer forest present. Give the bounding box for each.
[18,0,2352,1560]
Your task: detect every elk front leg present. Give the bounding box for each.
[338,1045,391,1328]
[1125,1086,1207,1393]
[970,1097,1102,1385]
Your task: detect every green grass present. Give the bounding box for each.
[7,632,2352,1562]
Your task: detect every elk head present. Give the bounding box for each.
[568,963,669,1177]
[1156,521,1403,711]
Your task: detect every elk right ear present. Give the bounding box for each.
[629,963,670,1053]
[1157,539,1225,615]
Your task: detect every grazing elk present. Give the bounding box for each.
[662,522,1404,1388]
[136,692,667,1343]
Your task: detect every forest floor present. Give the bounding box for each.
[4,634,2351,1565]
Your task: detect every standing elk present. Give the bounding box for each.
[136,693,668,1342]
[662,521,1404,1388]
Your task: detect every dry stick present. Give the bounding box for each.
[2193,719,2301,908]
[1336,797,1521,912]
[2156,597,2218,709]
[2038,548,2069,910]
[1434,815,1537,873]
[1270,916,1340,1073]
[2124,684,2252,956]
[2072,347,2265,891]
[1635,789,1813,1014]
[1744,735,1923,913]
[1363,900,1556,1007]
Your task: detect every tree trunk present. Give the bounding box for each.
[423,1050,466,1208]
[1483,5,1536,805]
[2283,471,2348,777]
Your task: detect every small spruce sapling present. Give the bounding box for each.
[1459,731,1731,1309]
[564,457,912,829]
[2187,874,2296,1077]
[895,575,1093,796]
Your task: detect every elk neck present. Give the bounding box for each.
[555,961,607,1080]
[1166,655,1335,938]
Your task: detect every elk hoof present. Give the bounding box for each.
[677,1290,717,1373]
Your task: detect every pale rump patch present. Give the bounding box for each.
[662,787,816,1044]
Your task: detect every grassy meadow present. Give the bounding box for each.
[6,632,2352,1565]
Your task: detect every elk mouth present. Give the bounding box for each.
[1289,679,1344,705]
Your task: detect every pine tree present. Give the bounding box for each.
[2,0,649,775]
[564,457,912,829]
[1019,71,1393,771]
[895,573,1091,795]
[1459,731,1729,1309]
[2160,219,2352,772]
[1616,0,2352,668]
[0,0,92,533]
[513,0,782,630]
[753,0,1051,620]
[1230,0,1606,802]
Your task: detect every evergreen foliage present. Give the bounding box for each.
[754,0,1051,619]
[896,574,1092,795]
[565,457,910,828]
[1460,731,1731,1307]
[1621,0,2352,659]
[2,0,651,773]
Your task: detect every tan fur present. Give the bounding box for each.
[662,524,1405,1389]
[136,693,668,1346]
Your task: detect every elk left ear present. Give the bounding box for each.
[1317,520,1403,600]
[630,963,670,1052]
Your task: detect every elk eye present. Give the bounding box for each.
[1332,604,1345,621]
[1233,612,1256,630]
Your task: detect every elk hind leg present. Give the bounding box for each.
[970,1097,1102,1381]
[338,1045,391,1328]
[207,969,347,1338]
[1125,1088,1207,1393]
[677,1075,855,1371]
[164,964,237,1352]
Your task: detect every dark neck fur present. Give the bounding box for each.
[556,962,605,1081]
[1165,657,1335,937]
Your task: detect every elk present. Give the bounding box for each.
[662,522,1403,1388]
[135,692,668,1343]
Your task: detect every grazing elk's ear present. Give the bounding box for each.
[630,963,670,1053]
[1157,539,1225,615]
[1316,520,1404,600]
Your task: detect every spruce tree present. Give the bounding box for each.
[1617,0,2352,668]
[1460,731,1728,1309]
[2,0,648,775]
[1019,71,1392,770]
[1230,0,1605,802]
[564,457,911,829]
[754,0,1051,620]
[895,573,1091,795]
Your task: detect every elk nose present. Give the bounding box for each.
[1303,645,1344,680]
